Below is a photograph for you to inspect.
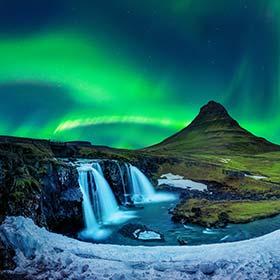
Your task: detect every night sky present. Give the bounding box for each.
[0,0,279,148]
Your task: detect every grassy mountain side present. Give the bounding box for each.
[144,101,280,155]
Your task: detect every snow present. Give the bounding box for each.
[137,230,161,240]
[245,174,267,180]
[219,158,231,164]
[158,173,208,192]
[1,216,280,279]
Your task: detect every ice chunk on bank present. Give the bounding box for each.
[158,173,207,192]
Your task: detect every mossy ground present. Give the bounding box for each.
[174,199,280,227]
[153,150,280,195]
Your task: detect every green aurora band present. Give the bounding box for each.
[0,0,279,148]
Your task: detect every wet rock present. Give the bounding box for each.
[0,238,16,270]
[100,160,133,205]
[42,162,83,234]
[61,188,82,202]
[177,236,188,246]
[0,141,83,236]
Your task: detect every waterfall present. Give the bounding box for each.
[129,164,176,203]
[129,164,155,202]
[115,161,129,205]
[77,162,136,240]
[92,161,103,175]
[78,164,110,240]
[78,167,99,230]
[90,167,119,224]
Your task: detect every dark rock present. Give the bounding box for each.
[54,247,63,253]
[223,169,245,179]
[217,212,229,227]
[61,188,82,202]
[0,237,16,271]
[100,160,132,205]
[177,236,188,246]
[82,264,89,273]
[41,162,83,234]
[0,141,83,235]
[0,271,28,280]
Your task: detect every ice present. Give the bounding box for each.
[1,216,280,279]
[158,173,208,191]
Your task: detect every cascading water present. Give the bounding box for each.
[90,166,120,223]
[115,161,129,205]
[129,164,176,203]
[77,162,135,240]
[78,164,110,240]
[92,161,103,175]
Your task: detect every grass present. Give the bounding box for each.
[190,151,280,183]
[150,150,280,197]
[174,199,280,227]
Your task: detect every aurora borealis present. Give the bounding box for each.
[0,0,279,148]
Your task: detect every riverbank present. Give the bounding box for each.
[172,199,280,227]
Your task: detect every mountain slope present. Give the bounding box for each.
[145,101,280,155]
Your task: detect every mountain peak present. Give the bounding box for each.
[188,100,236,129]
[145,100,280,154]
[200,101,228,116]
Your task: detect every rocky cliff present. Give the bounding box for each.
[0,141,83,234]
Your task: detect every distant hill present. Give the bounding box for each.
[144,101,280,155]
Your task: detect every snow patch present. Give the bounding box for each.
[245,174,267,180]
[158,173,207,192]
[219,158,231,164]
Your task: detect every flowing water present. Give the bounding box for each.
[129,164,176,203]
[116,161,129,204]
[77,162,136,241]
[95,199,280,246]
[77,164,111,240]
[76,160,280,246]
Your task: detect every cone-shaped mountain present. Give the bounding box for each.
[146,101,280,155]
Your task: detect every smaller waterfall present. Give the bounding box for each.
[129,164,176,203]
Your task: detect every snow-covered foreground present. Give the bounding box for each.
[1,216,280,280]
[158,173,207,192]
